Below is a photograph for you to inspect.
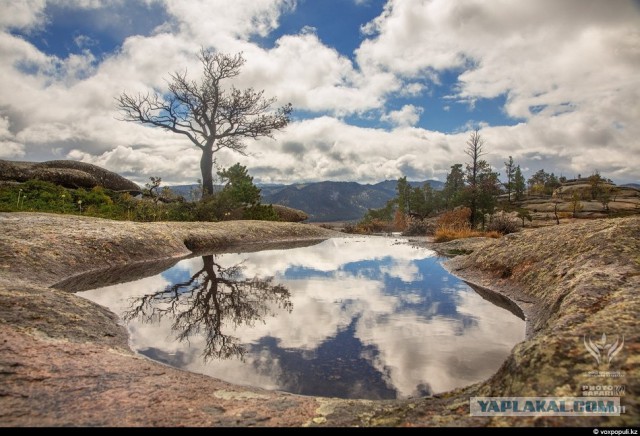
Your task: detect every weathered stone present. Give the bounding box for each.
[222,204,308,222]
[0,213,638,427]
[0,159,142,193]
[270,204,308,222]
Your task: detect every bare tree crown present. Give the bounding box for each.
[116,48,292,196]
[116,48,292,155]
[464,128,486,161]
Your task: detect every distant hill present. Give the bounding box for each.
[262,180,443,222]
[166,184,219,201]
[167,179,444,222]
[621,183,640,189]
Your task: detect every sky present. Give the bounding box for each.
[1,0,639,186]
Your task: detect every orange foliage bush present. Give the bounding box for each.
[434,207,501,242]
[436,207,471,232]
[393,209,407,232]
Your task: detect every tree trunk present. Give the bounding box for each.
[469,187,477,229]
[200,146,214,197]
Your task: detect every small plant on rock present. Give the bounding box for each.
[486,212,520,235]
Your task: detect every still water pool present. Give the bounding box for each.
[74,236,525,400]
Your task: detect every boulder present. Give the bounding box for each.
[0,159,141,193]
[270,204,308,222]
[223,204,309,222]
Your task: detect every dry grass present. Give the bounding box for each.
[434,208,502,242]
[437,207,472,232]
[434,228,501,242]
[344,218,394,234]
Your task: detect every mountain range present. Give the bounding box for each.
[168,179,444,222]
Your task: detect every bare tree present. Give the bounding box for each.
[116,49,292,197]
[123,254,292,361]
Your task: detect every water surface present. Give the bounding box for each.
[76,236,525,400]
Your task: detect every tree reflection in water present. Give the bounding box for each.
[123,254,292,361]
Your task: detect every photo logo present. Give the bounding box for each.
[469,397,623,416]
[584,333,624,366]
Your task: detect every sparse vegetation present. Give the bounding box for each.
[433,207,500,241]
[3,132,638,231]
[570,192,584,217]
[0,163,280,223]
[343,218,394,234]
[401,217,433,236]
[486,212,519,235]
[347,129,639,237]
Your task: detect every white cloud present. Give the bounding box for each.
[233,116,467,183]
[0,0,47,31]
[163,0,295,44]
[0,0,638,185]
[230,29,402,117]
[68,145,201,185]
[381,104,424,127]
[354,0,640,181]
[0,116,25,158]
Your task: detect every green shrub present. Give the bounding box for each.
[243,204,279,221]
[0,180,72,213]
[0,180,282,224]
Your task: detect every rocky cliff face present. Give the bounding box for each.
[0,159,142,193]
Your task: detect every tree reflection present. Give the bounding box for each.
[123,254,292,361]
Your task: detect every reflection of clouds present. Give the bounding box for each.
[228,276,396,349]
[355,288,525,397]
[80,275,171,307]
[216,237,434,279]
[179,345,288,391]
[78,236,525,399]
[399,293,423,305]
[80,276,191,354]
[379,258,421,283]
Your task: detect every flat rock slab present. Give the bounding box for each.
[0,213,638,427]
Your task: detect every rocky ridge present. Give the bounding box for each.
[0,159,142,193]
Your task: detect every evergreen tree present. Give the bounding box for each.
[217,163,261,206]
[588,171,604,200]
[464,129,486,227]
[408,183,438,219]
[475,161,501,229]
[514,165,526,201]
[504,156,515,203]
[396,176,411,215]
[527,169,562,196]
[443,163,465,209]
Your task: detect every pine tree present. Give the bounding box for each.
[514,165,526,201]
[504,156,515,203]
